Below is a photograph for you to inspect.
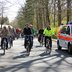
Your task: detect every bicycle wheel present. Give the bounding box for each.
[26,42,30,56]
[46,39,51,54]
[3,45,5,55]
[40,36,43,46]
[9,36,13,48]
[2,41,6,55]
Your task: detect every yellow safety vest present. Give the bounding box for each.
[43,28,54,36]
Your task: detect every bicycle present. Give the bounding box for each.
[38,34,44,46]
[40,35,44,46]
[8,36,13,48]
[25,35,33,56]
[2,38,7,55]
[45,38,51,54]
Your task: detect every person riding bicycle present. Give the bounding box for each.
[28,24,34,46]
[43,23,54,49]
[8,26,14,47]
[1,26,8,49]
[38,28,44,43]
[23,24,33,52]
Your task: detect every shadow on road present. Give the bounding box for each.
[39,52,50,56]
[13,51,29,59]
[0,53,5,56]
[0,55,49,72]
[55,49,72,57]
[0,49,72,72]
[35,45,43,48]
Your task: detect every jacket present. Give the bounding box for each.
[43,28,54,36]
[23,27,32,35]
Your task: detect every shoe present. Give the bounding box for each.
[6,47,8,50]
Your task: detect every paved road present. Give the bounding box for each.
[0,38,72,72]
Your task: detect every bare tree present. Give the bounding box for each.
[54,0,56,26]
[0,1,10,28]
[45,0,50,24]
[57,0,61,26]
[67,0,71,23]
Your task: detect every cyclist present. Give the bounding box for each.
[11,28,16,40]
[8,26,13,47]
[23,24,33,53]
[43,23,54,51]
[28,24,34,46]
[1,26,8,49]
[38,28,44,45]
[16,28,21,39]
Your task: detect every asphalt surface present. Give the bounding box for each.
[0,38,72,72]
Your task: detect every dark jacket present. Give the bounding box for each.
[38,29,44,35]
[23,27,32,35]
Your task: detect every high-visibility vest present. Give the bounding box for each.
[43,28,54,36]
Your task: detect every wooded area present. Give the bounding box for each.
[0,0,72,29]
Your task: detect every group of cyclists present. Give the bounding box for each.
[23,23,55,55]
[0,22,55,55]
[0,26,16,49]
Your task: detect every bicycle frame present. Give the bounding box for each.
[46,38,50,48]
[2,39,7,55]
[25,35,32,53]
[46,38,51,54]
[8,36,13,48]
[40,35,43,46]
[26,37,30,48]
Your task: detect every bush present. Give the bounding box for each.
[52,27,60,39]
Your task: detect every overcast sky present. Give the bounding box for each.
[0,0,26,22]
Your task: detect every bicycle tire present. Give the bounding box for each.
[46,39,51,54]
[40,36,43,46]
[2,41,6,55]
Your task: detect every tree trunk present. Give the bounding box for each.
[67,0,71,23]
[45,0,50,25]
[57,0,61,26]
[54,0,56,27]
